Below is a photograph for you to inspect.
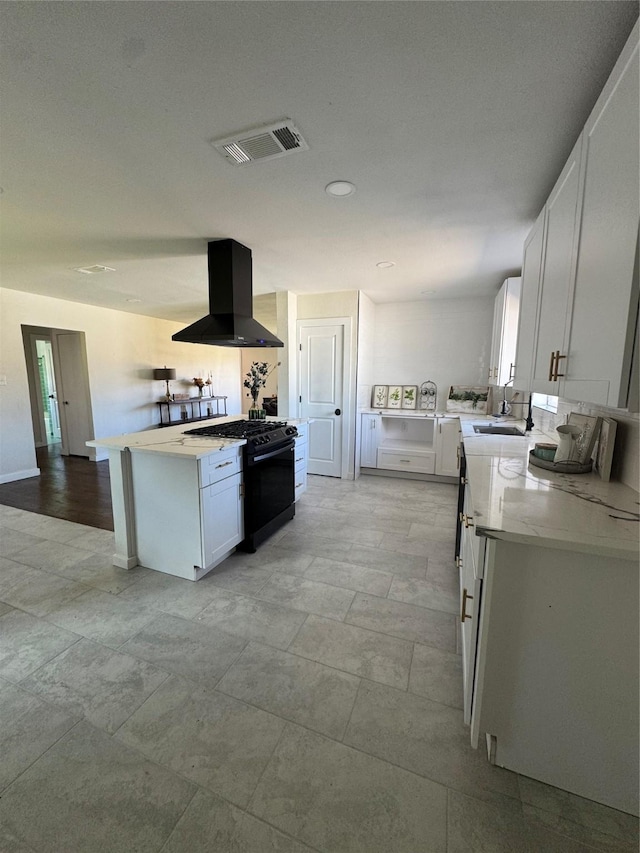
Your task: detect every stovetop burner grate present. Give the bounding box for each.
[184,419,289,439]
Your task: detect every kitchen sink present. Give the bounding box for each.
[473,424,526,436]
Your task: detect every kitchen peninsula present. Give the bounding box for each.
[88,417,308,581]
[454,418,639,816]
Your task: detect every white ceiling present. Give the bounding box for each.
[1,1,637,323]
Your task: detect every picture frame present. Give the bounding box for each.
[567,413,602,464]
[387,385,402,409]
[445,386,489,414]
[401,385,418,409]
[372,385,388,409]
[594,417,617,481]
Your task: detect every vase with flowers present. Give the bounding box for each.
[244,361,280,419]
[193,377,205,397]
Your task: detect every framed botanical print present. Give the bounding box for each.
[372,385,388,408]
[387,385,402,409]
[401,386,418,409]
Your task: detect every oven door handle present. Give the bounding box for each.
[251,444,295,464]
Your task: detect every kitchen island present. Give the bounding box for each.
[87,417,308,581]
[455,418,639,816]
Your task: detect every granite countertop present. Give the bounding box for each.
[458,418,639,560]
[87,416,308,461]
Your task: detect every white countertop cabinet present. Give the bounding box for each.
[517,23,639,409]
[458,423,639,816]
[359,412,459,481]
[435,417,461,477]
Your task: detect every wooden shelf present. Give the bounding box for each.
[156,396,228,427]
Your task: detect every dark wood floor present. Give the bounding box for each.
[0,445,114,530]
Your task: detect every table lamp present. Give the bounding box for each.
[153,367,176,401]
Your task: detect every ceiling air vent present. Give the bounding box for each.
[211,119,309,166]
[73,264,116,275]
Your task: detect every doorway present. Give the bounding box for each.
[36,339,61,445]
[297,318,351,478]
[22,326,95,458]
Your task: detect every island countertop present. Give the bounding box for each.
[87,416,308,461]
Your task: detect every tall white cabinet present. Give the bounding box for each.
[488,278,521,387]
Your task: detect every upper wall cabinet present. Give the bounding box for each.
[562,33,639,409]
[516,21,639,410]
[514,210,545,391]
[488,277,521,387]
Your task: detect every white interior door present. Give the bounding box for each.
[298,320,346,477]
[53,331,94,457]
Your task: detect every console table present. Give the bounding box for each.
[156,396,228,427]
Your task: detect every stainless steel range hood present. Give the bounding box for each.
[172,239,283,347]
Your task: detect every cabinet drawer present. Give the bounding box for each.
[294,439,308,469]
[294,471,307,502]
[377,448,436,474]
[198,448,242,488]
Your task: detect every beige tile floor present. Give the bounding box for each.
[0,474,637,853]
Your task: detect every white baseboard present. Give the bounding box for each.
[0,467,40,484]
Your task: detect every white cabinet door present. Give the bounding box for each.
[294,434,308,501]
[459,497,484,726]
[514,209,545,392]
[200,472,243,569]
[435,418,461,477]
[562,37,639,408]
[489,279,521,387]
[531,136,584,395]
[360,414,380,468]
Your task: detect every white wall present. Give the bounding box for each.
[371,296,494,411]
[0,288,241,481]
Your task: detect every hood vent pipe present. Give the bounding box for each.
[172,239,283,347]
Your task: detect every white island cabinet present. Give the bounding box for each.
[131,445,243,581]
[458,430,639,816]
[87,416,309,581]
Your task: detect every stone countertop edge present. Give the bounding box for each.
[87,416,309,460]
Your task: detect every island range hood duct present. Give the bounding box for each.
[172,239,283,348]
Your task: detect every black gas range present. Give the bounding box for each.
[184,419,297,552]
[184,419,297,455]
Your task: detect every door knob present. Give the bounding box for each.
[334,408,341,416]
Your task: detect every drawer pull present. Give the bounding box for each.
[215,460,234,469]
[463,513,474,528]
[295,482,304,488]
[295,457,304,463]
[461,587,474,622]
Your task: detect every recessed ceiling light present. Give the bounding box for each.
[73,264,116,275]
[376,261,395,269]
[421,290,435,296]
[325,180,356,198]
[126,298,142,303]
